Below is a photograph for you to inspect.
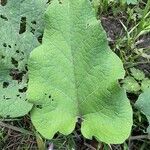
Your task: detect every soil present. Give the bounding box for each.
[101,16,124,43]
[101,16,150,77]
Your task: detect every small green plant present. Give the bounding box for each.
[92,0,139,14]
[122,68,150,93]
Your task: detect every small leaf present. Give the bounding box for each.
[122,76,141,92]
[141,78,150,91]
[135,88,150,134]
[122,0,138,5]
[130,68,145,81]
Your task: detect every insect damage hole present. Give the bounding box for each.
[9,69,25,81]
[0,0,7,6]
[19,17,26,34]
[3,43,7,47]
[3,82,9,88]
[47,0,51,4]
[58,0,62,4]
[30,21,36,34]
[16,50,19,53]
[18,87,27,93]
[1,55,5,59]
[36,105,43,109]
[11,57,18,68]
[0,15,8,21]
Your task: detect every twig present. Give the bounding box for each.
[130,135,150,140]
[84,142,96,150]
[0,121,34,136]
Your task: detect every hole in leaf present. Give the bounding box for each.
[47,0,51,4]
[0,15,8,21]
[3,43,7,47]
[11,57,18,67]
[25,64,28,71]
[3,95,10,100]
[36,105,42,109]
[21,51,24,55]
[45,93,47,95]
[16,94,20,97]
[8,45,11,48]
[49,95,51,99]
[19,17,26,34]
[19,87,27,93]
[52,99,54,101]
[1,55,5,59]
[3,82,9,88]
[31,21,36,25]
[0,0,7,6]
[9,69,25,81]
[16,50,19,53]
[31,27,35,34]
[58,0,62,4]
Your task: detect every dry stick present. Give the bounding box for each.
[84,142,96,150]
[0,121,34,136]
[130,135,150,140]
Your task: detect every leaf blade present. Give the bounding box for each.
[27,0,133,144]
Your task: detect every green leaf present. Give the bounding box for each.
[130,68,145,81]
[122,0,138,4]
[141,78,150,91]
[135,88,150,134]
[92,0,100,12]
[0,0,48,70]
[122,76,141,92]
[27,0,133,144]
[0,67,32,117]
[0,0,48,117]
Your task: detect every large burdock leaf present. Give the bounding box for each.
[0,0,48,117]
[27,0,133,144]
